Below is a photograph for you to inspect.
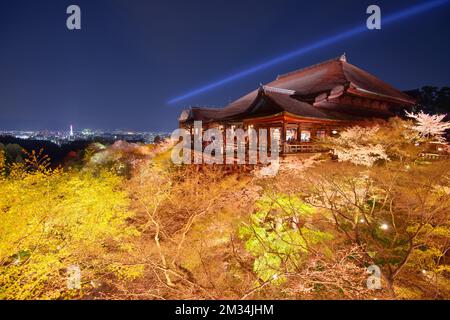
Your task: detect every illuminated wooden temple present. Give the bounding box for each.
[178,55,416,154]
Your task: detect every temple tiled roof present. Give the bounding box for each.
[263,91,358,121]
[270,55,415,103]
[179,56,415,123]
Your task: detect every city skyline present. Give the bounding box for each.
[0,126,168,146]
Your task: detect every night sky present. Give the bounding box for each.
[0,0,449,131]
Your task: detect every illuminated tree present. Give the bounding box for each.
[326,125,389,167]
[298,161,450,298]
[324,118,431,166]
[0,150,140,299]
[237,192,377,299]
[406,111,450,142]
[239,193,333,285]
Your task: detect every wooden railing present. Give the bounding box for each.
[419,153,450,160]
[190,142,324,160]
[284,143,322,153]
[225,142,322,154]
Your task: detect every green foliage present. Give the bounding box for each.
[406,223,450,274]
[0,151,139,299]
[239,194,333,284]
[4,143,24,164]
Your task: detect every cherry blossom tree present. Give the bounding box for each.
[405,111,450,142]
[327,126,389,167]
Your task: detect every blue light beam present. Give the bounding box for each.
[168,0,449,104]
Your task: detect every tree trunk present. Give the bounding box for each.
[383,274,397,299]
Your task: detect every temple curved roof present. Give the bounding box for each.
[180,55,415,123]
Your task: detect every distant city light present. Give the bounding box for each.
[0,129,169,145]
[380,223,389,231]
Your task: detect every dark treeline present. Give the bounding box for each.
[0,136,92,165]
[0,136,144,165]
[406,86,450,116]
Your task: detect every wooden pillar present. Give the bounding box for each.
[189,125,194,162]
[297,123,302,141]
[222,125,226,164]
[256,127,262,163]
[310,126,317,142]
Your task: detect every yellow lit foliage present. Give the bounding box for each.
[0,151,139,299]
